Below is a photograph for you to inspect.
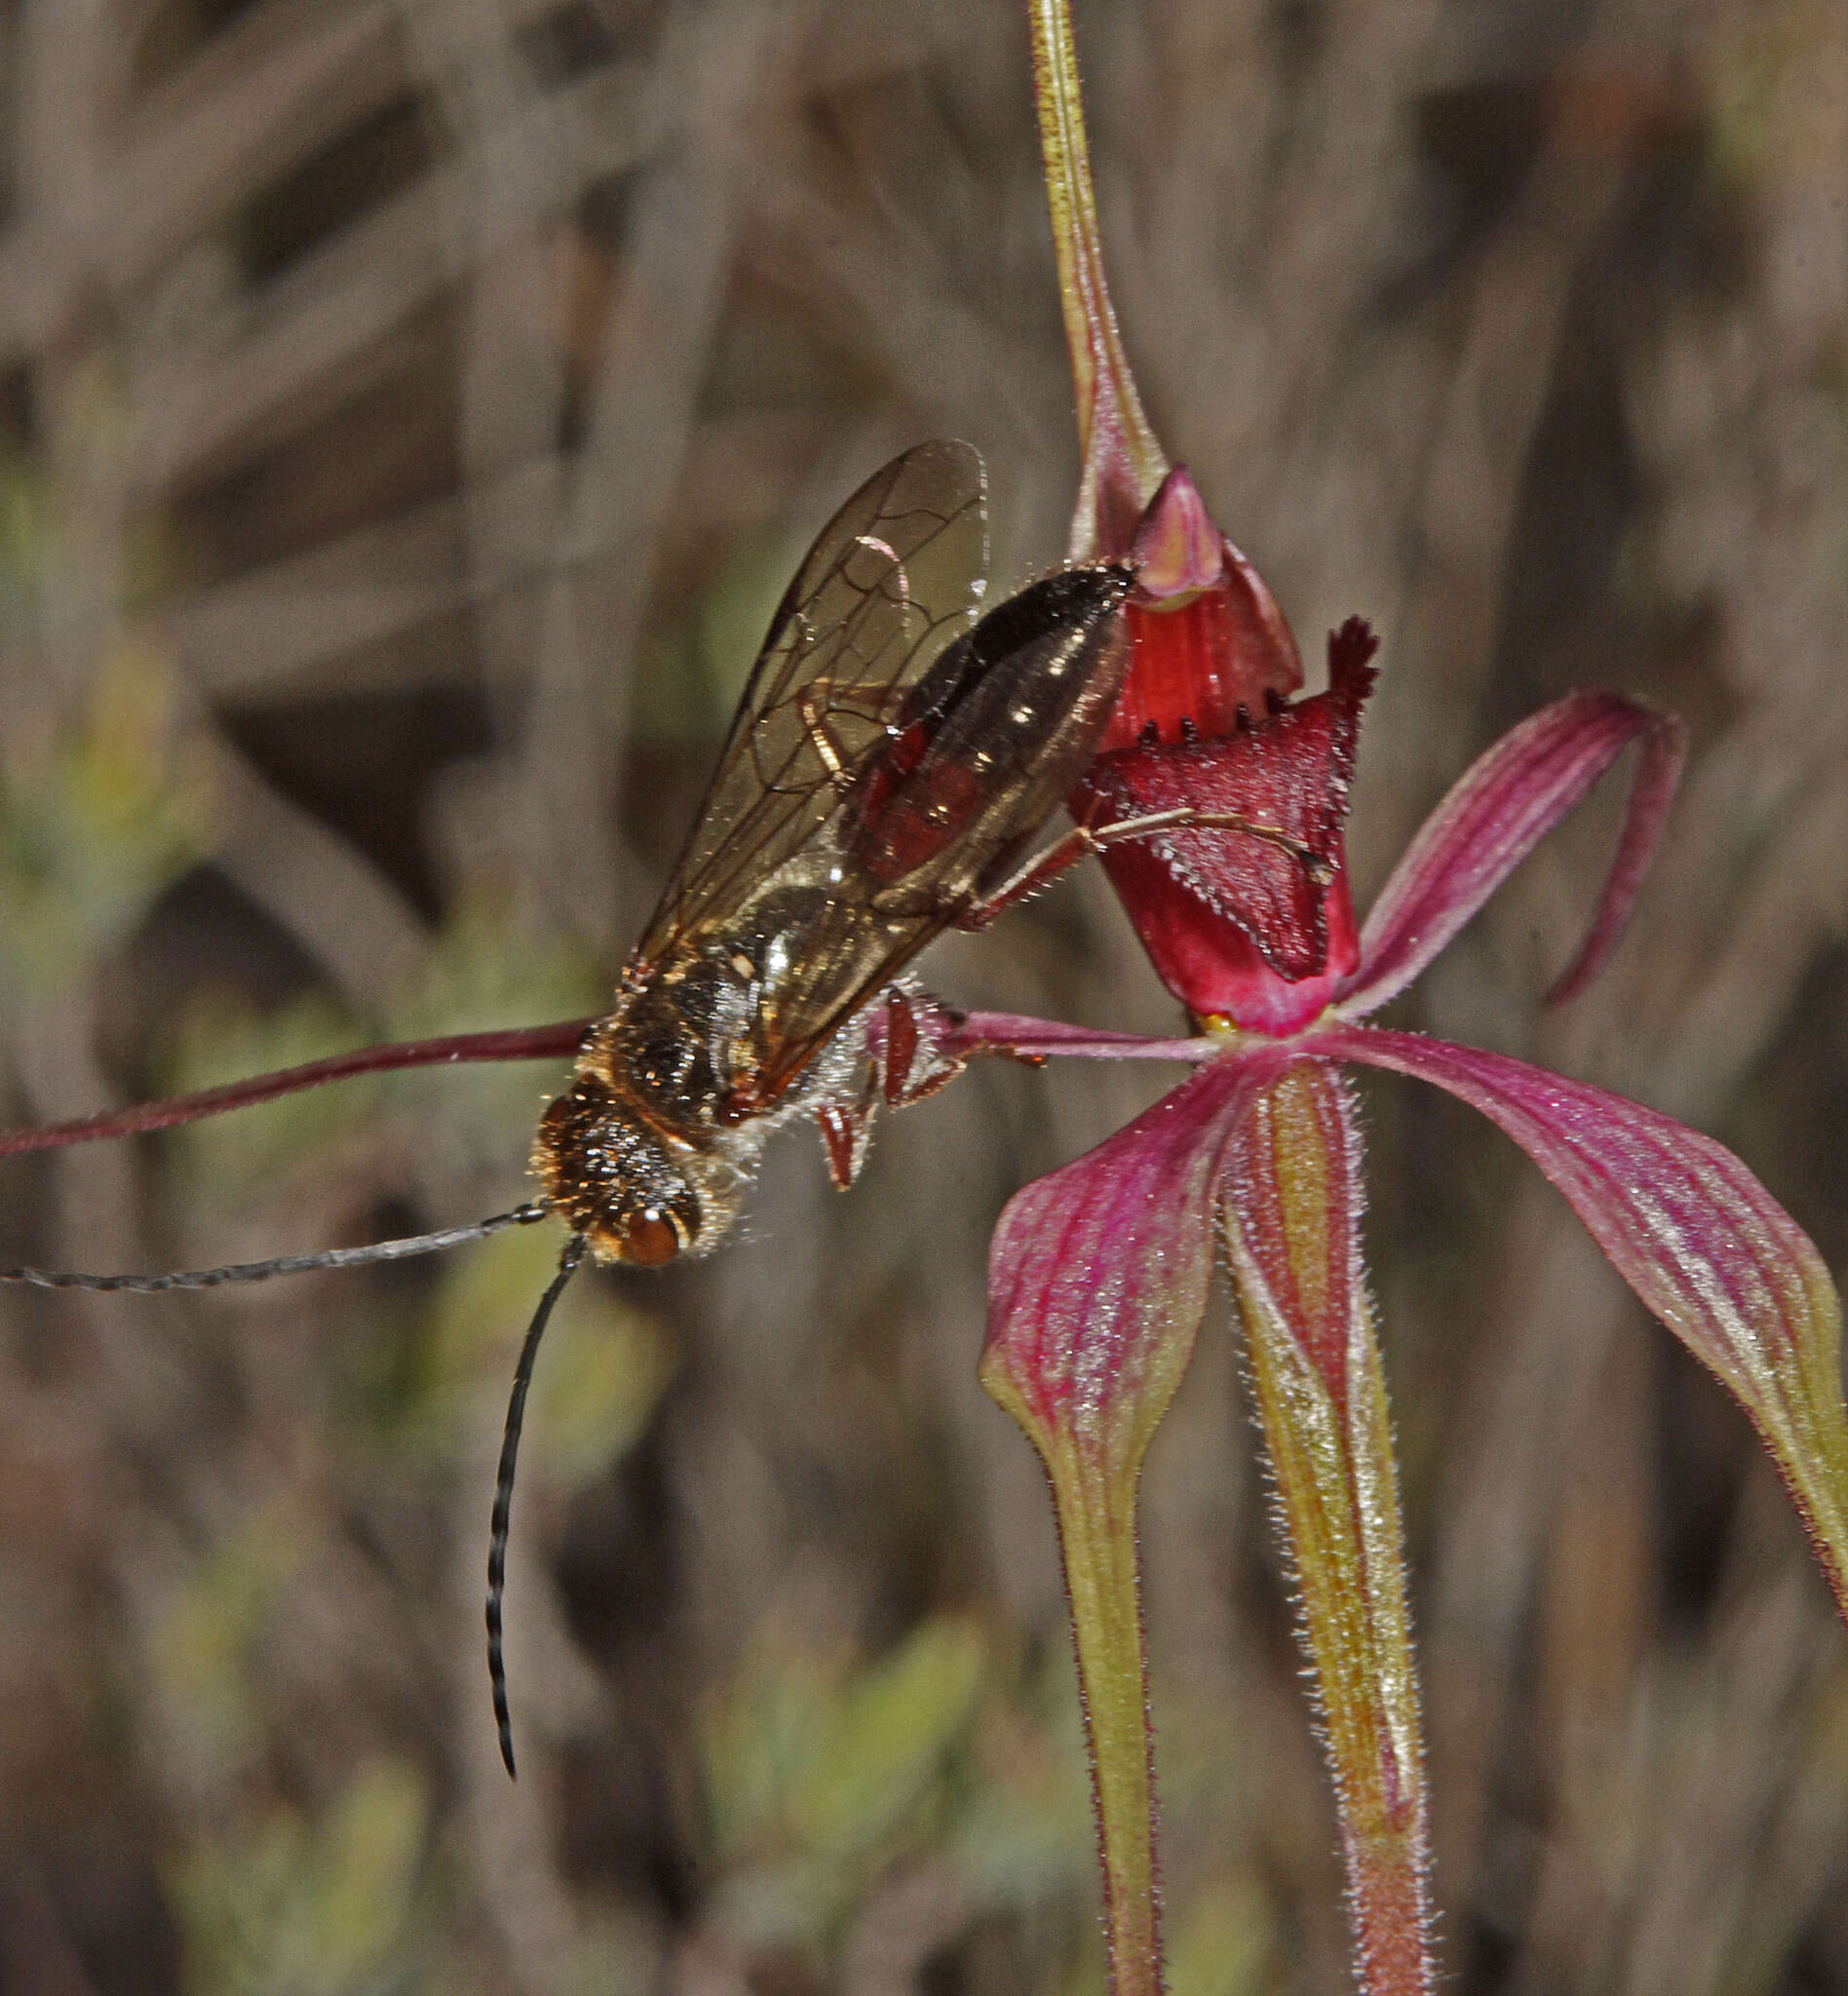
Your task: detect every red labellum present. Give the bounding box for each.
[1075,619,1378,1031]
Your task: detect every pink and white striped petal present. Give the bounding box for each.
[947,1010,1216,1066]
[982,1048,1284,1994]
[1322,1024,1848,1622]
[984,1049,1282,1450]
[1339,695,1685,1019]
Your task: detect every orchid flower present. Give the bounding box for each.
[1,15,1841,1996]
[964,7,1848,1995]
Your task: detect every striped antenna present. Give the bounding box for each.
[0,1205,550,1292]
[487,1232,588,1779]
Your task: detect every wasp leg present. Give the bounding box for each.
[816,988,969,1185]
[814,987,897,1187]
[959,807,1330,932]
[879,985,920,1100]
[875,986,967,1108]
[794,678,908,794]
[816,1100,874,1189]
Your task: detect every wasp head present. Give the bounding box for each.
[532,1072,738,1266]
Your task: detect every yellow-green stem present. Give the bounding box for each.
[1042,1431,1161,1996]
[1026,0,1168,556]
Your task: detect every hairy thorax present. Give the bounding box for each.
[531,885,863,1266]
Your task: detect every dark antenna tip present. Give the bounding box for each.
[487,1233,588,1780]
[0,1205,551,1294]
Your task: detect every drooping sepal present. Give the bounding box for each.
[982,1054,1278,1994]
[1221,1062,1434,1996]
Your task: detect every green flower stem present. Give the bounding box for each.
[1225,1065,1433,1996]
[1026,0,1168,557]
[1040,1431,1161,1996]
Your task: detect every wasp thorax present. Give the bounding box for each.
[532,1074,706,1265]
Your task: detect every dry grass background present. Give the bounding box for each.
[1,0,1846,1990]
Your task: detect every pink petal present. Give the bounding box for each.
[1340,696,1686,1018]
[983,1051,1282,1449]
[944,1012,1216,1064]
[1324,1024,1848,1618]
[0,1020,594,1158]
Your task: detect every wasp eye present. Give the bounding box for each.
[623,1213,678,1266]
[621,1198,698,1267]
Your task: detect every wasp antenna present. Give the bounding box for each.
[487,1232,588,1780]
[0,1205,551,1293]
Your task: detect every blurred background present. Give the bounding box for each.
[1,0,1845,1990]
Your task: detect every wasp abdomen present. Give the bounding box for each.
[841,566,1133,892]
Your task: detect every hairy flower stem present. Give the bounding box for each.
[1226,1066,1433,1995]
[1026,0,1167,557]
[1042,1436,1162,1996]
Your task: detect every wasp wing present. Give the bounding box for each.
[635,441,988,963]
[739,565,1136,1103]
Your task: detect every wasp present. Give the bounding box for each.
[531,440,1134,1269]
[0,440,1320,1775]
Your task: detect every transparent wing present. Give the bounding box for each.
[635,441,988,962]
[737,566,1136,1104]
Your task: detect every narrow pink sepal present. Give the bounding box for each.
[1221,1064,1433,1994]
[1340,696,1686,1019]
[1221,1056,1367,1403]
[1324,1025,1848,1619]
[0,1019,595,1158]
[984,1050,1283,1446]
[944,1012,1217,1066]
[983,1048,1280,1996]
